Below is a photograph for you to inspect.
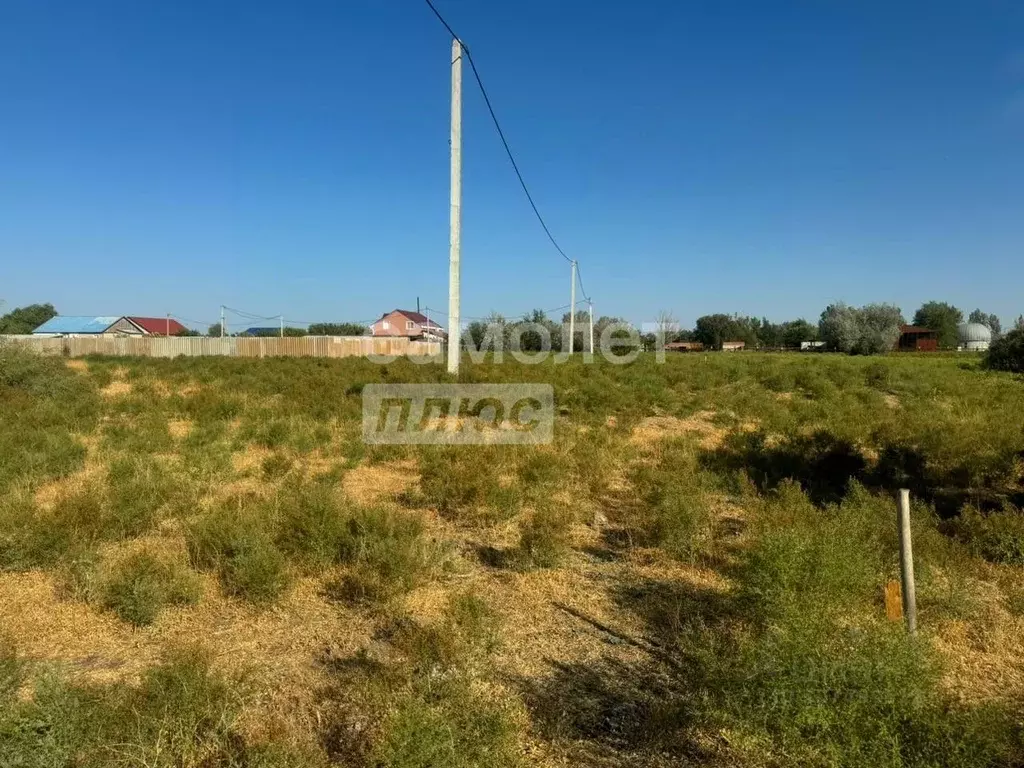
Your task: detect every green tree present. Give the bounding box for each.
[694,314,738,350]
[820,303,903,355]
[174,329,202,337]
[782,319,818,348]
[0,303,57,334]
[967,309,1002,338]
[1016,315,1024,332]
[207,323,223,337]
[307,322,368,336]
[984,329,1024,373]
[913,301,962,349]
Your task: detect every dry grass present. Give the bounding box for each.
[629,411,729,450]
[343,459,419,505]
[65,359,89,373]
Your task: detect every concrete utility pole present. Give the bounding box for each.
[897,489,918,636]
[166,313,171,337]
[588,299,594,354]
[220,306,225,338]
[279,315,284,338]
[447,38,463,375]
[569,260,577,354]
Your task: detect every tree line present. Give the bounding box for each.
[660,302,1020,354]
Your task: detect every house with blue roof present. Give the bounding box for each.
[32,316,144,336]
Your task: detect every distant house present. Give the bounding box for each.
[897,325,938,352]
[800,341,826,351]
[371,310,446,341]
[721,340,746,352]
[126,316,188,336]
[32,315,189,337]
[664,341,704,352]
[32,316,140,336]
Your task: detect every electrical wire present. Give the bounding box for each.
[575,263,591,303]
[424,0,575,266]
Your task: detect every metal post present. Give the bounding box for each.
[220,306,225,338]
[446,38,463,376]
[897,489,917,636]
[569,260,577,354]
[588,299,594,354]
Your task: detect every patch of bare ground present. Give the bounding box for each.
[342,459,419,505]
[883,393,900,409]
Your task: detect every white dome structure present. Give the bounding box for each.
[958,323,992,352]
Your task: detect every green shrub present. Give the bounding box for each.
[100,551,201,626]
[0,646,317,766]
[416,447,522,522]
[951,505,1024,565]
[627,440,715,562]
[984,329,1024,373]
[516,505,572,568]
[189,505,291,603]
[328,506,445,604]
[864,361,892,389]
[275,481,348,568]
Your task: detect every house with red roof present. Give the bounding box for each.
[370,309,445,341]
[125,316,189,336]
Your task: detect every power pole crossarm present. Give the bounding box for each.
[447,38,463,375]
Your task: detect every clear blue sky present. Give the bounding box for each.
[1,0,1022,331]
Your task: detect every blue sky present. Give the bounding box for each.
[1,0,1022,331]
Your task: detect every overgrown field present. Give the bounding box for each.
[2,344,1023,767]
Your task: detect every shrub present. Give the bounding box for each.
[516,505,572,568]
[328,506,445,604]
[951,505,1024,565]
[189,505,291,603]
[984,329,1024,373]
[416,447,522,522]
[100,551,201,626]
[0,646,317,766]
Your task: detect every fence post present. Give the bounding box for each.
[897,488,917,636]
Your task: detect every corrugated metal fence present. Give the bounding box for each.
[3,335,442,359]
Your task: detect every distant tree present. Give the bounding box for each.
[968,309,1002,338]
[820,302,903,355]
[1016,315,1024,332]
[653,310,680,342]
[781,319,818,348]
[0,303,57,334]
[207,323,223,337]
[282,327,306,337]
[174,329,202,337]
[307,322,368,336]
[913,301,963,349]
[984,329,1024,373]
[694,314,738,350]
[759,318,785,349]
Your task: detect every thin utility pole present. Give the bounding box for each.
[166,313,170,337]
[447,38,463,375]
[279,315,284,338]
[569,260,577,354]
[220,306,225,338]
[588,299,594,354]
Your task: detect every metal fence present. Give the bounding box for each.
[2,335,442,359]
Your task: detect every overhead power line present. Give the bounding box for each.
[424,0,574,266]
